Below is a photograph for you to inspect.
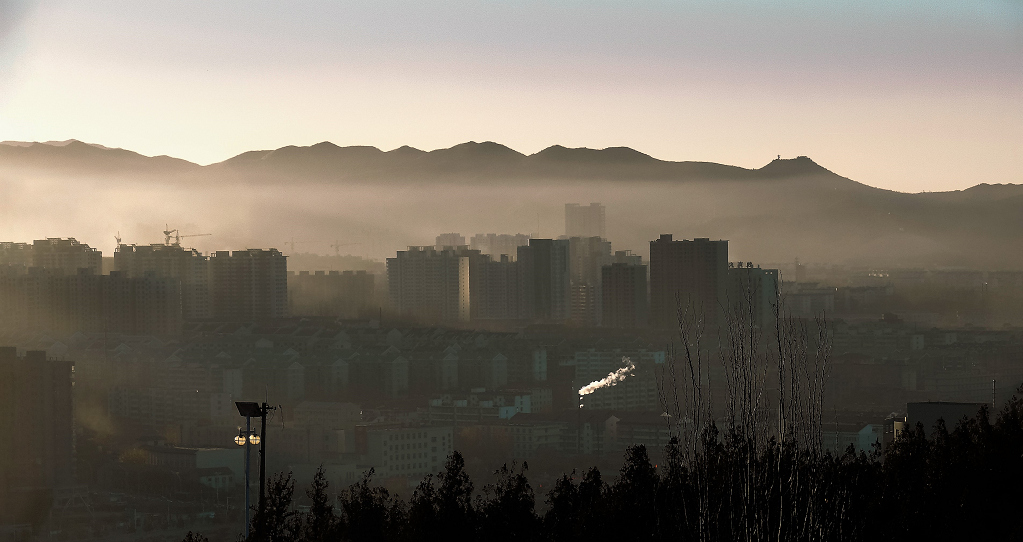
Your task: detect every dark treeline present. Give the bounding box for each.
[183,393,1023,542]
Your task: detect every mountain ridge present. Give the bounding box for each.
[0,138,856,186]
[0,138,1021,268]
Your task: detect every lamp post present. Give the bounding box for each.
[234,418,260,538]
[236,401,274,535]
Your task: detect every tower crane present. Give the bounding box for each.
[330,241,361,256]
[177,233,212,246]
[163,224,211,246]
[284,238,306,254]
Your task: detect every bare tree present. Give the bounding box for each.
[657,272,835,542]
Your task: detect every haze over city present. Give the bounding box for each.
[0,1,1022,541]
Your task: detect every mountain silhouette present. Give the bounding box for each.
[1,139,1020,268]
[0,140,198,173]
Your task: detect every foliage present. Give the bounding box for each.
[223,399,1023,542]
[248,472,300,542]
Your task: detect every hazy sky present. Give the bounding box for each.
[0,0,1020,192]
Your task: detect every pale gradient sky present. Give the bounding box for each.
[0,0,1020,192]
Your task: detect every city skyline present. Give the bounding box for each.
[2,2,1022,539]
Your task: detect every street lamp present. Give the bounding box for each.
[235,400,275,539]
[234,423,257,539]
[235,433,261,446]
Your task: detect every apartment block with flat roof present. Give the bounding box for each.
[115,243,210,320]
[32,238,102,275]
[565,203,606,239]
[649,235,728,329]
[209,249,288,322]
[517,239,571,322]
[602,262,648,328]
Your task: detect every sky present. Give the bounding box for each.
[0,0,1020,192]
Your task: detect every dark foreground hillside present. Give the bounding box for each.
[184,393,1023,542]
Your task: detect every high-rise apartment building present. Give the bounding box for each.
[649,235,728,328]
[31,238,102,275]
[565,203,606,239]
[209,249,288,322]
[387,246,484,323]
[517,239,571,321]
[115,243,211,320]
[0,242,33,268]
[612,249,643,265]
[435,233,466,249]
[289,269,375,318]
[726,264,779,330]
[0,348,74,524]
[469,233,530,261]
[474,255,525,321]
[567,236,612,326]
[602,262,649,328]
[0,267,182,335]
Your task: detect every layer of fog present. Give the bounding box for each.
[0,168,985,268]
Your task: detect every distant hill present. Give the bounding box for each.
[0,140,199,174]
[211,141,856,186]
[0,139,1020,269]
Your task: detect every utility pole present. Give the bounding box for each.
[259,401,269,511]
[244,415,251,538]
[236,401,275,534]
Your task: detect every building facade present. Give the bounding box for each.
[602,262,649,328]
[517,239,571,322]
[115,243,211,320]
[565,203,606,239]
[209,249,288,321]
[31,238,102,275]
[649,235,728,329]
[470,233,530,262]
[0,348,74,524]
[387,246,482,323]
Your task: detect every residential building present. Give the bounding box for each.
[209,249,288,321]
[31,237,102,275]
[435,233,466,249]
[567,236,611,326]
[565,203,606,239]
[602,262,648,328]
[387,246,484,323]
[649,235,728,328]
[293,401,362,431]
[517,239,571,321]
[725,263,779,329]
[355,424,453,483]
[115,243,211,320]
[783,282,836,317]
[0,242,32,268]
[0,348,74,525]
[474,255,525,321]
[0,267,182,335]
[470,233,530,262]
[289,270,375,318]
[426,390,533,424]
[138,445,244,484]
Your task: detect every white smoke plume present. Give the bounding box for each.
[578,357,636,397]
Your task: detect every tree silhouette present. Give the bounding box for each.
[248,472,299,542]
[300,466,338,542]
